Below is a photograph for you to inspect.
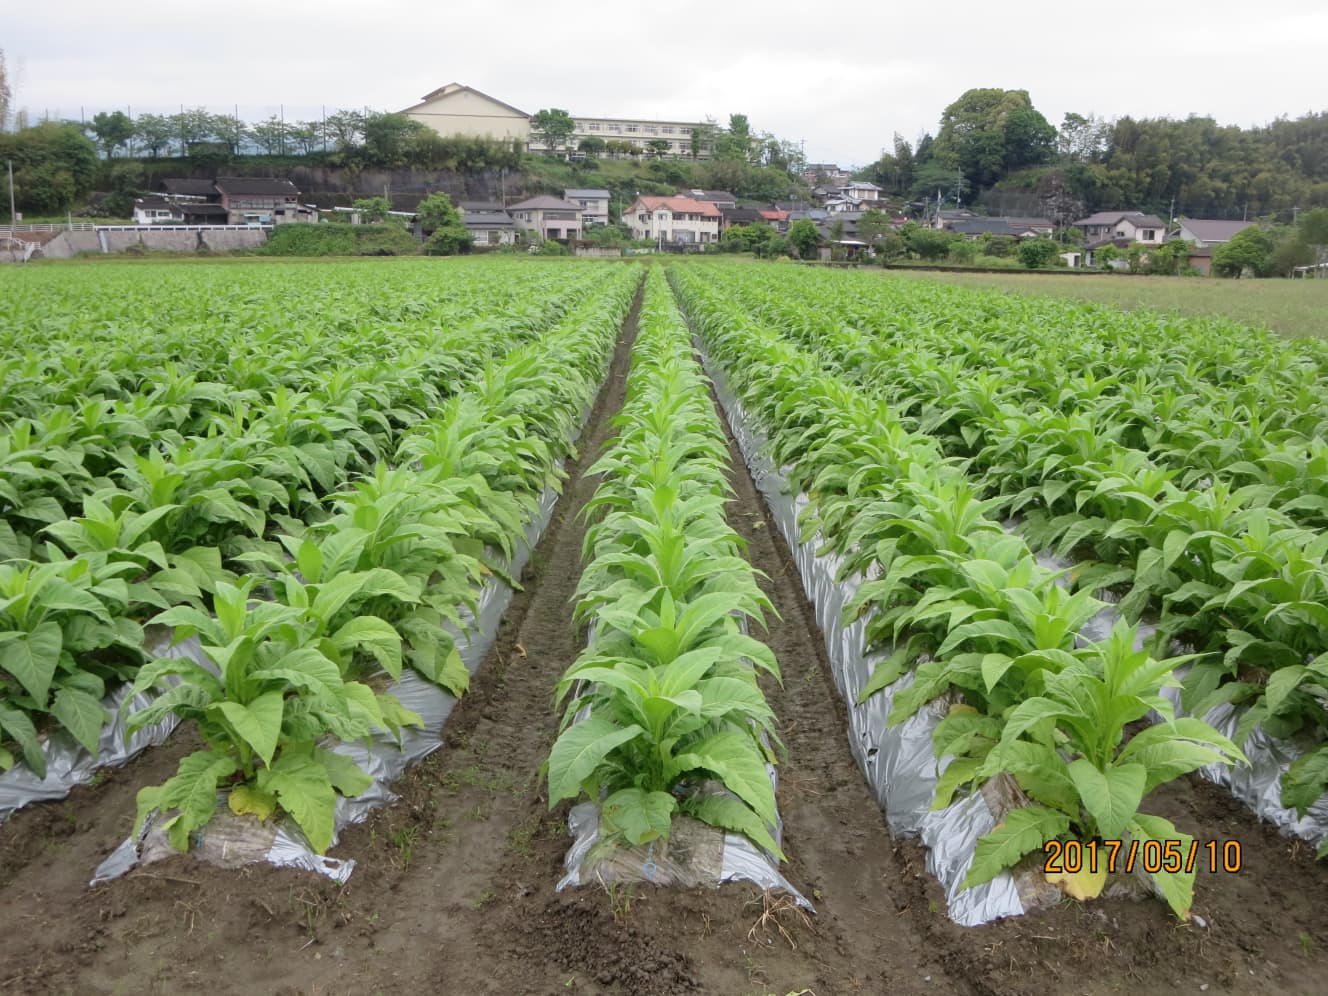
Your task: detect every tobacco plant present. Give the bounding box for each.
[548,270,785,857]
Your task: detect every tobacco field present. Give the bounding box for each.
[0,256,1326,996]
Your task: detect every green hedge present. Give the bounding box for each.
[260,223,421,257]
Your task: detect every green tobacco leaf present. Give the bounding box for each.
[857,645,914,702]
[229,783,278,821]
[331,616,404,679]
[1282,746,1328,817]
[437,646,470,697]
[686,793,784,861]
[0,705,46,778]
[256,749,337,854]
[1118,719,1244,793]
[0,622,62,708]
[50,685,108,753]
[601,787,677,845]
[674,731,776,826]
[963,805,1070,890]
[214,691,285,768]
[40,579,113,621]
[315,748,373,798]
[547,718,643,804]
[932,756,982,811]
[136,749,238,851]
[1067,760,1145,841]
[1130,813,1195,920]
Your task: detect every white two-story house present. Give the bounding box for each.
[1073,211,1168,245]
[507,196,583,241]
[563,188,610,226]
[620,195,721,244]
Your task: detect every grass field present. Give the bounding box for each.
[892,269,1328,339]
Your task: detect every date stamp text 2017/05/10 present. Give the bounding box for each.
[1043,838,1243,876]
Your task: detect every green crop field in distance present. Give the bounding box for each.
[890,269,1328,340]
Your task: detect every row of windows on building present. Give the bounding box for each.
[580,122,691,134]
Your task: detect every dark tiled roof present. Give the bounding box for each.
[214,177,300,196]
[949,219,1030,237]
[507,195,582,211]
[459,201,504,213]
[1073,211,1165,228]
[160,178,218,196]
[1177,219,1252,242]
[722,208,765,224]
[461,212,515,228]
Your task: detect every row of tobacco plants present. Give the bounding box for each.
[671,263,1245,917]
[546,268,785,857]
[0,258,639,852]
[698,263,1328,842]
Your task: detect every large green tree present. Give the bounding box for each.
[0,122,98,215]
[90,111,134,158]
[715,113,754,162]
[531,108,575,154]
[133,114,175,158]
[933,88,1055,195]
[787,218,820,259]
[1212,226,1276,277]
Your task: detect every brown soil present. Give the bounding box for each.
[1,288,1327,996]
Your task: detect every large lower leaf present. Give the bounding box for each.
[136,749,238,852]
[1130,813,1195,920]
[256,748,338,853]
[686,793,784,860]
[964,805,1071,890]
[601,787,677,845]
[673,730,776,826]
[547,718,643,804]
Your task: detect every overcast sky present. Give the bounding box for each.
[6,1,1325,167]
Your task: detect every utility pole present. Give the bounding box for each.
[7,159,15,226]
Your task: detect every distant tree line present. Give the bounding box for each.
[861,88,1328,224]
[0,108,524,217]
[72,107,523,171]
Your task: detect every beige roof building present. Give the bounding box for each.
[402,83,710,157]
[400,83,531,143]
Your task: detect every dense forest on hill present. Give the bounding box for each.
[861,89,1326,224]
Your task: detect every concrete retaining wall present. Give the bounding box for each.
[200,230,266,251]
[16,228,268,260]
[39,232,102,258]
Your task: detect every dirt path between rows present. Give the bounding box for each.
[2,275,1328,996]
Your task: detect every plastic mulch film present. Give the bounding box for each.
[0,629,204,823]
[92,480,563,887]
[557,789,812,910]
[699,345,1037,926]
